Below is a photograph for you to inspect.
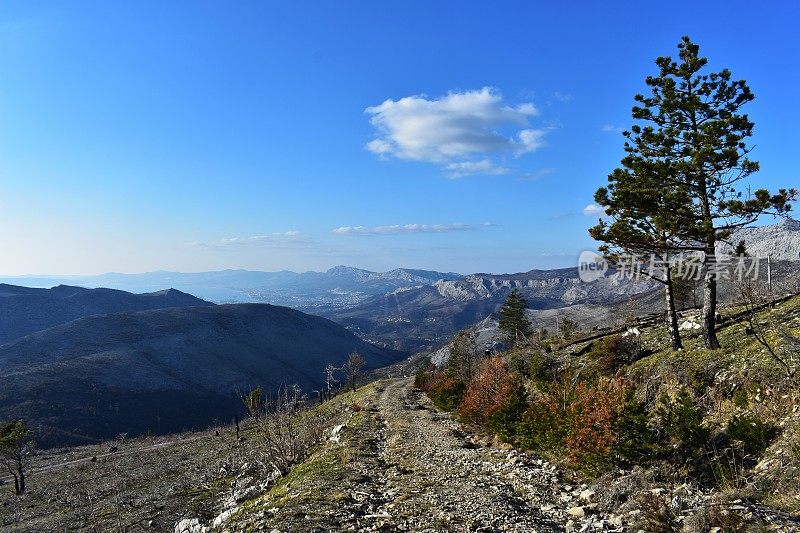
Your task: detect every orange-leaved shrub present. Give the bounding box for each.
[458,357,527,440]
[564,378,628,469]
[518,376,634,472]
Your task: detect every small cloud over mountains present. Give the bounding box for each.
[445,159,510,178]
[365,87,547,177]
[333,222,494,236]
[185,231,302,249]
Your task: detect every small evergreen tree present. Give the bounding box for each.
[614,390,658,465]
[498,289,531,344]
[656,391,710,459]
[0,420,33,495]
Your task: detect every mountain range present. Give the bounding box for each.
[3,218,798,359]
[0,267,661,351]
[0,286,403,446]
[0,266,463,309]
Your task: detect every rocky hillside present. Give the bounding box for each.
[719,218,800,260]
[326,268,659,352]
[0,304,404,447]
[0,284,212,345]
[0,379,625,532]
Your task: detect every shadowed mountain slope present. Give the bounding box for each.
[0,284,212,345]
[0,303,404,446]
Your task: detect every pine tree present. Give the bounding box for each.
[590,162,691,350]
[600,36,796,349]
[498,289,531,344]
[447,329,479,381]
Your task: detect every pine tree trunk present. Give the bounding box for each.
[665,267,682,350]
[702,247,721,349]
[17,465,24,494]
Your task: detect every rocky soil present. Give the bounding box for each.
[216,379,624,532]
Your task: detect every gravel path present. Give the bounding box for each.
[224,378,601,532]
[366,377,566,532]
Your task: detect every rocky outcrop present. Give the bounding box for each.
[434,270,656,303]
[718,218,800,260]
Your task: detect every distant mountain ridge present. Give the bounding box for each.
[0,284,212,345]
[2,219,797,353]
[0,266,463,309]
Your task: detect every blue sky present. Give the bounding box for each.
[1,1,798,275]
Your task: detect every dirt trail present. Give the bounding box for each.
[366,377,565,532]
[228,378,582,532]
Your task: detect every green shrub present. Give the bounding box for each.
[244,386,264,416]
[727,414,776,455]
[790,434,800,462]
[427,377,466,411]
[615,389,659,465]
[731,388,749,408]
[517,387,570,454]
[587,334,643,374]
[528,352,556,389]
[486,380,528,442]
[687,365,715,393]
[656,391,710,459]
[414,365,435,390]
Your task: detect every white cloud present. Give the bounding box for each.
[445,159,509,178]
[333,222,494,236]
[601,124,624,133]
[582,204,606,216]
[365,87,547,176]
[552,92,573,103]
[186,231,302,249]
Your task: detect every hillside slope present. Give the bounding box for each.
[0,284,212,345]
[0,304,404,446]
[4,299,800,532]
